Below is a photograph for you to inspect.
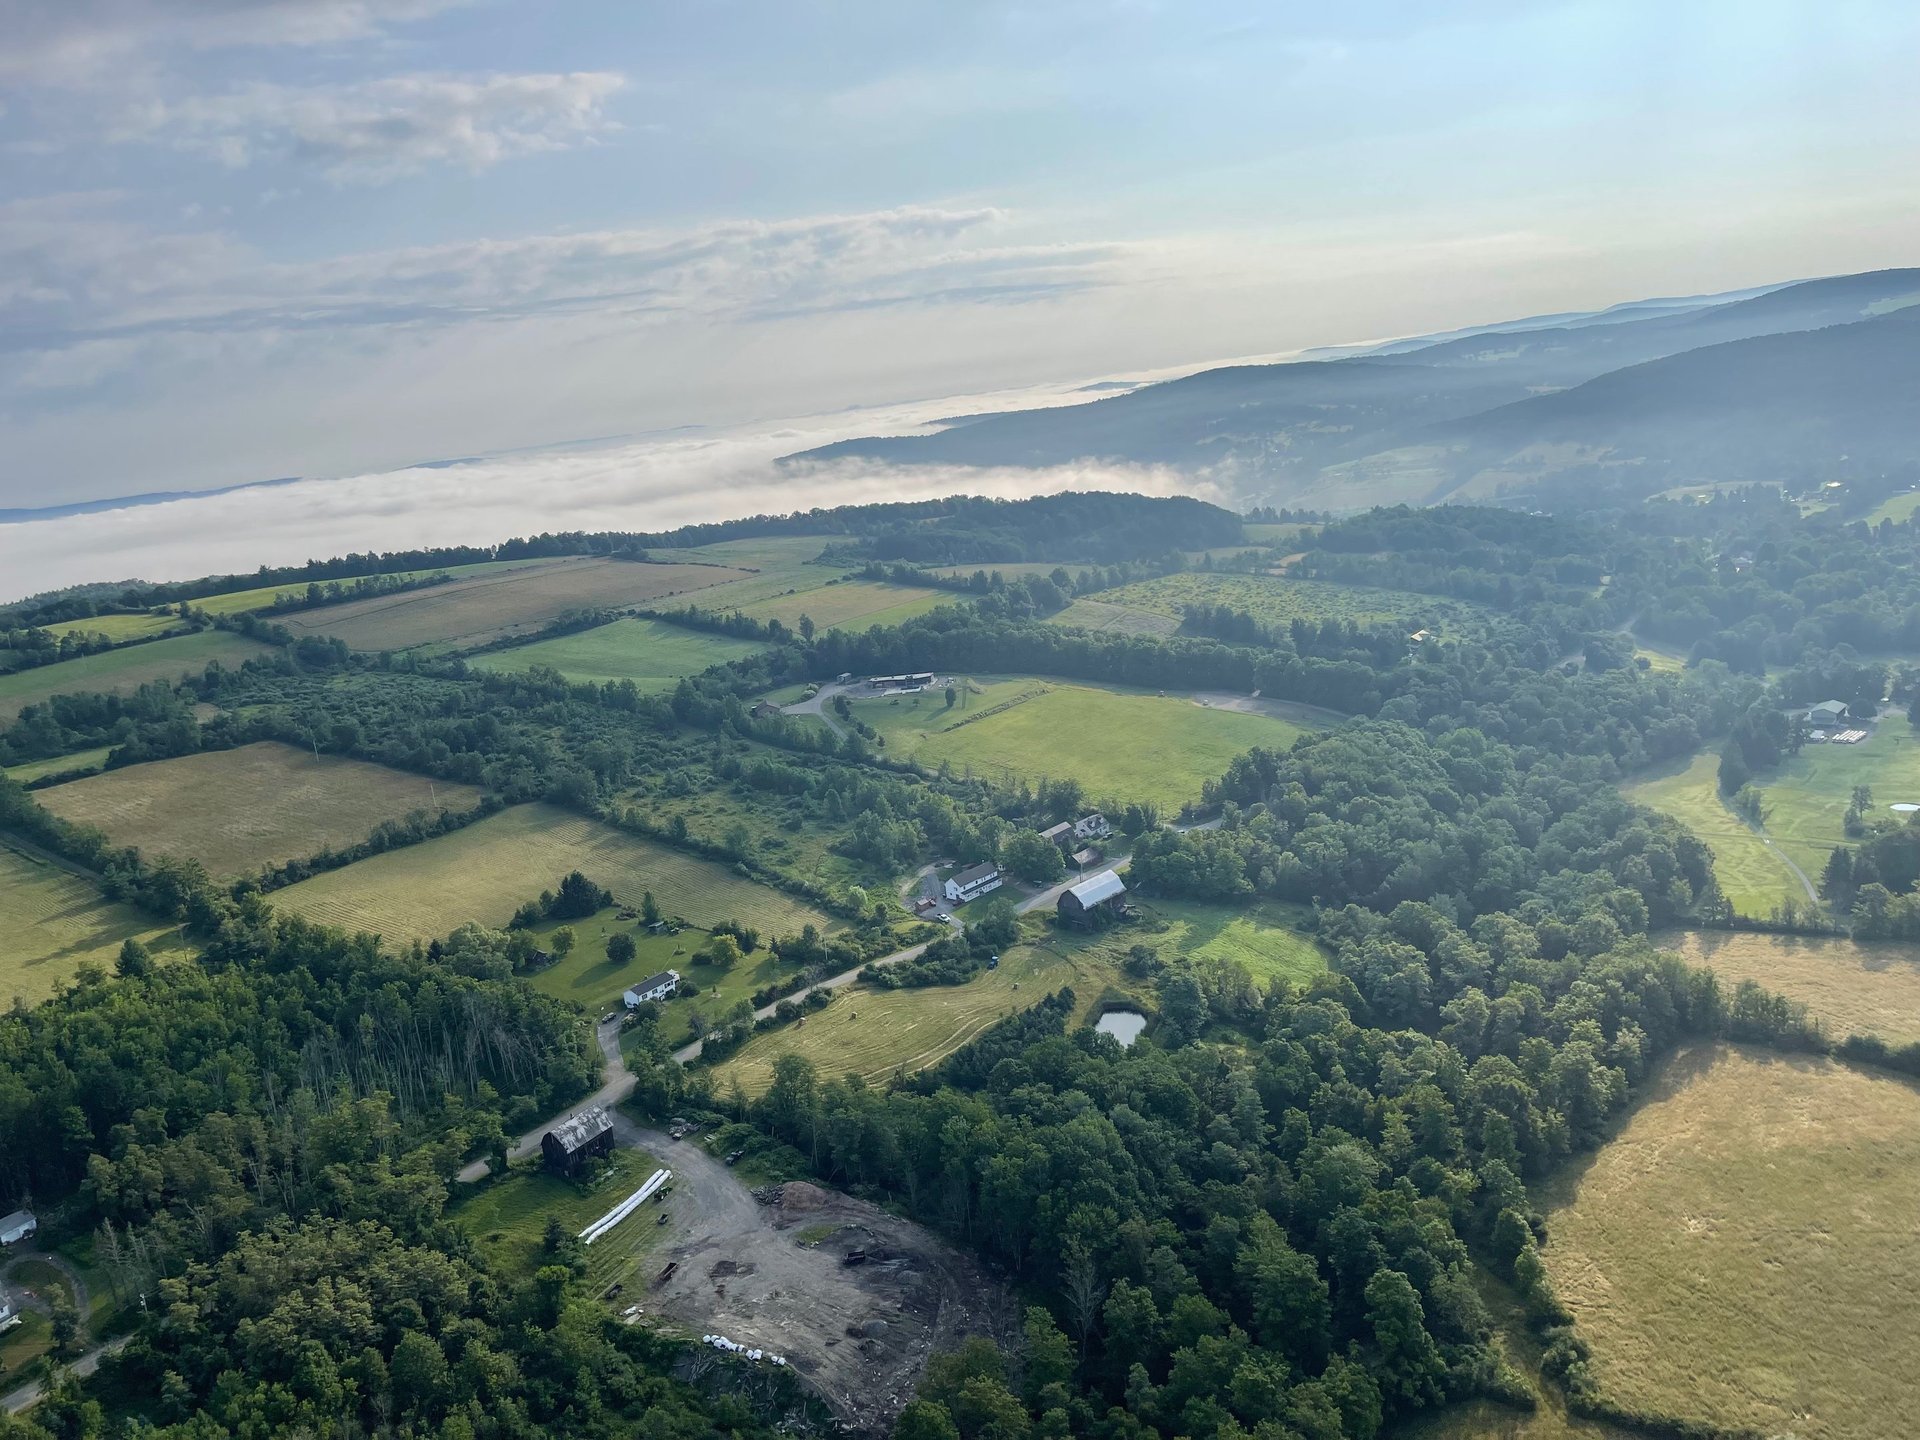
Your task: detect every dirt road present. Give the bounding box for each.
[458,1018,635,1183]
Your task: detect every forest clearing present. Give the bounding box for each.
[1540,1044,1920,1440]
[35,741,486,878]
[269,803,835,942]
[471,615,770,689]
[850,676,1308,810]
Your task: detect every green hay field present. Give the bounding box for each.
[188,557,563,616]
[454,1146,668,1292]
[270,803,834,944]
[274,557,751,653]
[1541,1044,1920,1440]
[853,677,1306,810]
[1062,571,1485,635]
[3,747,114,783]
[470,616,768,689]
[0,844,192,1008]
[1664,929,1920,1047]
[1621,751,1806,918]
[738,578,950,632]
[39,613,184,643]
[711,901,1322,1097]
[1865,490,1920,527]
[1046,597,1182,636]
[35,741,485,879]
[0,631,272,723]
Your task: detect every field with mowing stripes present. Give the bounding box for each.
[36,741,485,878]
[276,556,750,652]
[0,844,191,1007]
[1754,716,1920,884]
[4,747,114,783]
[471,616,768,689]
[1542,1045,1920,1440]
[1046,597,1181,635]
[187,557,563,616]
[738,579,950,632]
[1665,929,1920,1046]
[0,631,271,722]
[271,803,833,943]
[1622,751,1805,918]
[853,676,1306,809]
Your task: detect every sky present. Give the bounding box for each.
[1,0,1917,579]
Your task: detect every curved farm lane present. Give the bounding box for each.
[780,680,854,738]
[457,1018,636,1183]
[0,1248,118,1418]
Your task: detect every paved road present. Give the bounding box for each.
[779,680,856,738]
[1,1337,129,1416]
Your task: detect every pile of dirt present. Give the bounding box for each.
[772,1181,834,1212]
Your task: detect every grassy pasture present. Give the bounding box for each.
[35,741,485,879]
[1047,597,1181,636]
[454,1146,668,1292]
[471,616,768,689]
[39,613,183,643]
[852,676,1306,810]
[1756,715,1920,883]
[1665,929,1920,1046]
[270,803,834,944]
[188,557,560,616]
[275,557,750,653]
[1541,1044,1920,1440]
[0,844,191,1008]
[711,901,1323,1097]
[1621,751,1805,918]
[4,747,114,783]
[737,578,950,632]
[1071,571,1485,635]
[0,631,271,723]
[1865,490,1920,527]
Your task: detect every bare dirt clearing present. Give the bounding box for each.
[621,1123,1014,1436]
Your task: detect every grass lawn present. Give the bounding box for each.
[470,616,768,690]
[1631,641,1689,674]
[1865,490,1920,527]
[3,747,114,783]
[851,676,1308,811]
[1662,929,1920,1047]
[0,631,272,724]
[737,578,952,632]
[453,1147,669,1294]
[271,804,835,945]
[710,919,1150,1097]
[1756,715,1920,884]
[36,741,486,879]
[1621,751,1806,918]
[0,843,193,1008]
[1540,1044,1920,1440]
[1148,899,1328,987]
[39,613,184,643]
[0,1310,53,1388]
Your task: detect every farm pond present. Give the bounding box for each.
[1095,1009,1148,1047]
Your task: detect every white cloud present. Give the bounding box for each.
[0,0,473,81]
[118,71,627,183]
[0,403,1223,599]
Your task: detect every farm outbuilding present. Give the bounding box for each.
[1039,821,1075,851]
[0,1210,37,1247]
[1806,699,1851,726]
[542,1108,615,1176]
[1058,871,1127,928]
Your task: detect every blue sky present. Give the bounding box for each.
[2,0,1917,504]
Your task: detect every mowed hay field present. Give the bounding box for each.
[1058,571,1484,635]
[853,677,1307,810]
[40,612,184,642]
[712,902,1323,1097]
[738,578,950,632]
[277,556,751,652]
[0,844,190,1007]
[1758,715,1920,883]
[35,741,485,878]
[189,557,563,616]
[471,616,768,689]
[271,803,833,943]
[1541,1045,1920,1440]
[1621,751,1805,918]
[1664,929,1920,1046]
[0,631,271,723]
[1047,597,1181,636]
[4,746,114,783]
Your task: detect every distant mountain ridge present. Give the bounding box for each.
[786,267,1920,509]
